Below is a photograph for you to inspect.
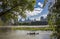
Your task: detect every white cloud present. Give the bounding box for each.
[41,14,47,18]
[38,2,43,7]
[30,17,40,21]
[36,17,40,21]
[0,2,2,5]
[29,14,47,21]
[26,8,43,17]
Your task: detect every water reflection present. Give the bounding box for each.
[0,30,52,39]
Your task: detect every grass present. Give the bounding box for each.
[0,26,55,32]
[11,27,54,31]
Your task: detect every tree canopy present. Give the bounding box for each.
[0,0,48,25]
[0,0,36,24]
[0,0,36,17]
[47,0,60,39]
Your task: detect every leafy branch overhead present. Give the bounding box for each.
[0,0,36,18]
[0,0,48,23]
[0,0,48,17]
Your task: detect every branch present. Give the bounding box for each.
[0,4,19,17]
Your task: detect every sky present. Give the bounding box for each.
[25,0,49,20]
[26,0,55,21]
[18,0,55,21]
[0,0,55,21]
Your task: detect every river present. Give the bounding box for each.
[0,30,52,39]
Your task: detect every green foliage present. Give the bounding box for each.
[0,0,36,25]
[0,0,36,16]
[48,0,60,39]
[11,27,53,31]
[0,0,48,25]
[0,20,4,26]
[43,0,48,8]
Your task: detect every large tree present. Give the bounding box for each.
[0,0,36,25]
[48,0,60,39]
[0,0,48,25]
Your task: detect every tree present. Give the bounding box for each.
[0,0,36,25]
[0,0,48,25]
[48,0,60,39]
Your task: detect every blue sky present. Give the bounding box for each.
[26,0,49,20]
[19,0,54,21]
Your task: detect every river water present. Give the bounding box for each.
[0,30,52,39]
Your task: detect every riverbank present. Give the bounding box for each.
[0,25,55,31]
[11,27,54,31]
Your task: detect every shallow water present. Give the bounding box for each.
[0,30,52,39]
